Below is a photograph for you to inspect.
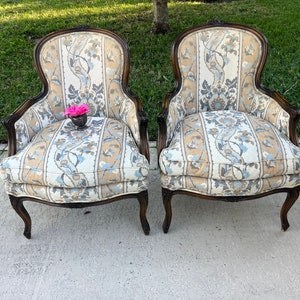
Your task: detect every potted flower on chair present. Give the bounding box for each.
[64,104,90,129]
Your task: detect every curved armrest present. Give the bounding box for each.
[2,113,18,157]
[138,110,150,162]
[157,108,168,156]
[272,91,300,146]
[2,91,60,156]
[2,91,49,156]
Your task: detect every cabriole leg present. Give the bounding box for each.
[280,189,299,231]
[10,196,32,239]
[137,191,150,235]
[162,188,173,233]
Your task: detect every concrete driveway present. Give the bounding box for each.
[1,144,300,299]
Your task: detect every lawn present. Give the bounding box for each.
[0,0,299,141]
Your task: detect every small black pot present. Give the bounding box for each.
[70,114,88,128]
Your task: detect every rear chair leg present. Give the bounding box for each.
[162,188,173,233]
[137,191,150,235]
[10,196,32,239]
[280,189,299,231]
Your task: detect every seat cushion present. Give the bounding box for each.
[160,173,300,197]
[1,117,149,190]
[160,111,300,181]
[2,182,148,203]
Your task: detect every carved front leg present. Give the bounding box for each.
[162,188,173,233]
[137,191,150,235]
[280,189,299,231]
[10,196,32,239]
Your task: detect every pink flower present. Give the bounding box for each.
[64,104,90,117]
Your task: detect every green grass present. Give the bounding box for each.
[0,0,299,141]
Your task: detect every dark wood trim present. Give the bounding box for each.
[9,190,150,238]
[162,186,300,233]
[138,110,150,161]
[157,108,168,156]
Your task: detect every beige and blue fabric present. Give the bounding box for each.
[160,27,300,196]
[166,28,290,144]
[0,32,149,202]
[14,32,141,152]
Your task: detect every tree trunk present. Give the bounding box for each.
[152,0,170,34]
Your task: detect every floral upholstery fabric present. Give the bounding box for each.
[160,174,300,197]
[1,117,149,202]
[15,31,141,152]
[160,111,300,196]
[160,26,300,197]
[166,28,290,145]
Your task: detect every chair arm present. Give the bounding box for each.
[2,114,18,157]
[157,108,168,156]
[2,89,60,155]
[158,92,187,154]
[138,110,150,162]
[273,91,300,146]
[2,93,44,156]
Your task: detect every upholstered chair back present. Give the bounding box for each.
[14,29,140,151]
[166,25,290,144]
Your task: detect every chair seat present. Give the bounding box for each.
[160,110,300,181]
[1,117,149,190]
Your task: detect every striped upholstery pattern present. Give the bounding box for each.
[0,30,149,203]
[160,26,300,197]
[160,111,300,196]
[1,117,148,202]
[14,31,141,152]
[166,28,290,145]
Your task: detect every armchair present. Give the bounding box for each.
[158,21,300,233]
[0,27,150,238]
